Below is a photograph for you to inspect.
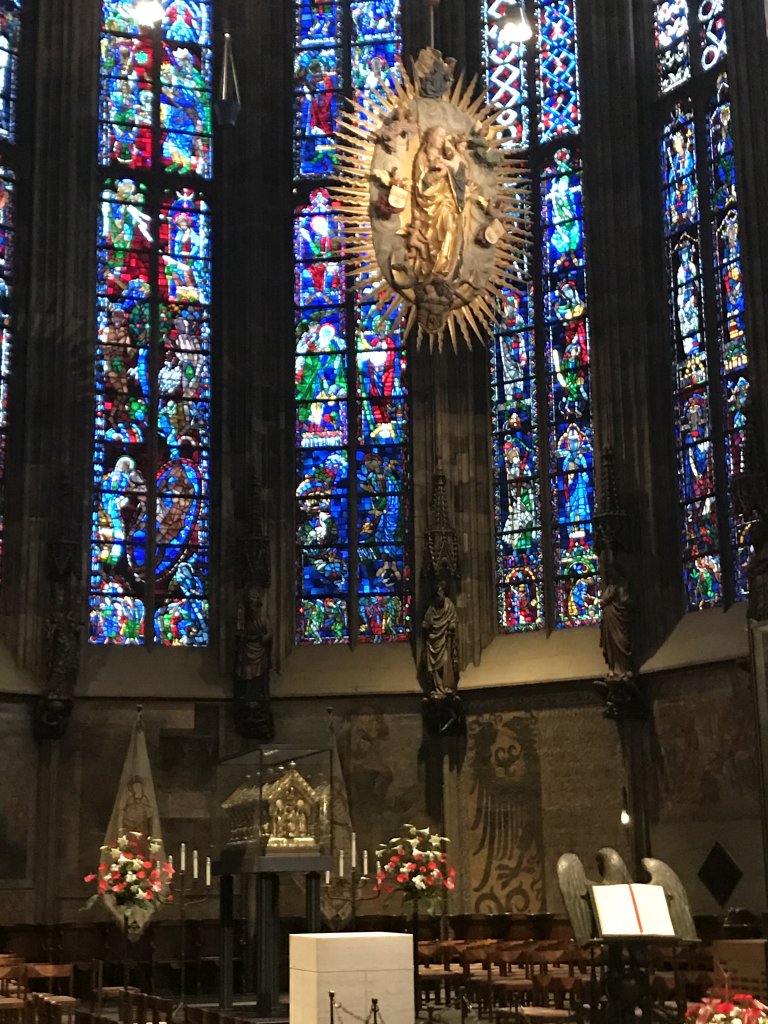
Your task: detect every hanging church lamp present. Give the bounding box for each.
[334,10,532,351]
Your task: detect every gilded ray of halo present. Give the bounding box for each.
[334,55,530,352]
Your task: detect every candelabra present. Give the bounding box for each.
[323,834,382,929]
[172,845,213,1022]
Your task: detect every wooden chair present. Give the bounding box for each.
[0,963,28,1024]
[493,944,535,1014]
[27,963,77,1024]
[89,961,141,1016]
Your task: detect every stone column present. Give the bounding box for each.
[579,0,682,663]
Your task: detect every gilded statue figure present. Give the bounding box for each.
[406,126,470,283]
[422,581,460,695]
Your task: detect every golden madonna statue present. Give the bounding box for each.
[335,47,530,350]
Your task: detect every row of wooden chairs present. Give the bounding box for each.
[0,962,76,1024]
[418,940,593,1018]
[118,992,175,1024]
[185,1007,243,1024]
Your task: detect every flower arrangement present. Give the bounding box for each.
[374,823,456,915]
[685,994,768,1024]
[83,832,174,913]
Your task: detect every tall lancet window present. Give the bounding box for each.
[293,0,410,644]
[654,1,748,609]
[485,0,598,631]
[0,3,21,580]
[90,1,213,645]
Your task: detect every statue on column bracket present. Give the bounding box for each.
[233,477,275,741]
[733,401,768,622]
[35,540,82,740]
[592,446,647,720]
[420,461,464,737]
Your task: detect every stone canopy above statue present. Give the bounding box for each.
[217,746,332,869]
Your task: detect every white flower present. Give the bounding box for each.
[125,872,137,883]
[132,859,142,868]
[149,840,161,852]
[118,835,129,848]
[111,848,121,859]
[412,875,427,890]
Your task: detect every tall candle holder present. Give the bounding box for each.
[323,840,380,929]
[172,847,213,1022]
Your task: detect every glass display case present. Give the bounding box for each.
[216,745,333,873]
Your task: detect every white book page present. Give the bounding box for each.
[591,885,641,937]
[631,884,675,936]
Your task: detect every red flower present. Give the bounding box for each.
[84,873,97,883]
[144,890,154,899]
[396,873,408,883]
[167,894,174,902]
[428,861,437,870]
[97,882,107,894]
[715,1003,735,1015]
[390,855,400,864]
[445,878,455,890]
[420,866,427,873]
[137,871,146,879]
[376,872,386,882]
[111,871,120,879]
[98,863,107,872]
[448,867,456,878]
[143,861,152,869]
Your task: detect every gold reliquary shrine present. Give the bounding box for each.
[218,746,332,858]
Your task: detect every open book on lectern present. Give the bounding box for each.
[590,883,676,939]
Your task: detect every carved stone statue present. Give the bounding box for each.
[234,585,274,741]
[746,506,768,622]
[422,581,459,695]
[46,579,82,694]
[35,575,82,741]
[599,559,633,679]
[236,586,272,683]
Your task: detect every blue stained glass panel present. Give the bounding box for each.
[298,598,348,642]
[162,0,211,46]
[537,0,580,142]
[296,0,339,45]
[483,0,529,150]
[358,595,409,642]
[0,2,20,141]
[662,110,698,232]
[351,40,400,95]
[351,0,400,40]
[654,0,690,93]
[698,0,727,71]
[0,166,14,577]
[159,43,212,177]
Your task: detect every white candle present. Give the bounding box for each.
[351,833,357,870]
[325,870,331,885]
[339,849,344,876]
[180,843,186,873]
[168,854,174,869]
[192,849,199,880]
[205,856,211,887]
[363,850,369,877]
[376,859,381,875]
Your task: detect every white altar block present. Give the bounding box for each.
[290,932,414,1024]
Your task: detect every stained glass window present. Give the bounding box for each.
[0,165,13,580]
[0,3,20,142]
[0,1,20,582]
[655,3,747,609]
[293,0,409,644]
[486,0,598,631]
[91,1,212,645]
